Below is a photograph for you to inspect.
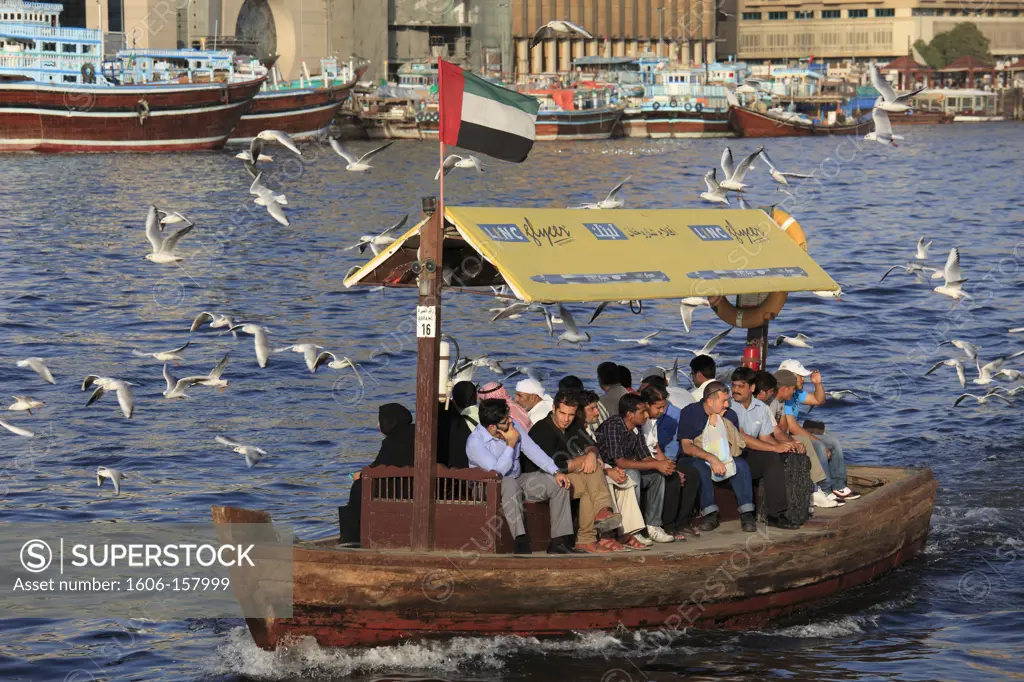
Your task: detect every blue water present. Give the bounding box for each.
[1,123,1023,680]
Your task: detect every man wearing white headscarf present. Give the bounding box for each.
[515,378,554,424]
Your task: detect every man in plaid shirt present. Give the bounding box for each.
[596,393,676,544]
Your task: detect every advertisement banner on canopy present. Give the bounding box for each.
[443,207,839,302]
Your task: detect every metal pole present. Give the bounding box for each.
[657,7,664,58]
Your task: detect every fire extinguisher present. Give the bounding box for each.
[742,342,762,371]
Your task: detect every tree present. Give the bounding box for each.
[914,22,992,69]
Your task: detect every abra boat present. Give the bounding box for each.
[228,57,366,145]
[213,205,937,650]
[528,87,623,140]
[0,1,264,152]
[728,104,872,138]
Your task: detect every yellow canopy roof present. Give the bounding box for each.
[344,206,839,302]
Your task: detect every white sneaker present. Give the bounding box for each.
[826,492,846,506]
[632,532,654,547]
[646,525,675,543]
[813,490,839,508]
[833,487,861,500]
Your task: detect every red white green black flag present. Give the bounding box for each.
[438,59,540,164]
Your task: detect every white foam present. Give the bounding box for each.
[771,614,878,638]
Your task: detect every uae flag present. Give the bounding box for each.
[439,59,539,163]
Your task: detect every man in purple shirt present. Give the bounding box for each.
[467,398,574,554]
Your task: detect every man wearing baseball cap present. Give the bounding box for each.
[776,361,860,505]
[515,378,554,425]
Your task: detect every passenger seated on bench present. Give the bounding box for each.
[676,383,758,533]
[529,391,624,553]
[690,355,718,402]
[338,403,416,545]
[776,361,861,504]
[446,381,478,469]
[595,393,676,544]
[467,398,575,555]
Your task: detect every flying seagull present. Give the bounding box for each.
[0,419,34,437]
[435,154,484,180]
[759,149,812,186]
[132,340,190,362]
[570,176,631,209]
[587,300,633,325]
[256,129,302,156]
[8,396,44,414]
[615,331,661,346]
[870,63,926,113]
[953,392,1013,408]
[234,136,272,163]
[215,435,267,468]
[161,365,208,399]
[195,353,230,388]
[923,357,967,388]
[274,343,331,374]
[96,466,125,496]
[679,297,710,333]
[939,339,979,361]
[933,247,970,304]
[191,311,237,338]
[329,139,394,172]
[864,107,904,147]
[249,173,290,226]
[719,146,763,192]
[312,352,364,386]
[16,357,55,384]
[529,20,593,49]
[157,210,194,228]
[343,215,409,256]
[677,328,732,360]
[145,205,194,263]
[879,261,937,282]
[85,379,135,419]
[228,324,271,368]
[774,333,812,349]
[700,168,729,205]
[915,237,932,260]
[973,353,1024,385]
[827,390,862,401]
[555,304,590,349]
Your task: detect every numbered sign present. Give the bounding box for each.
[416,305,437,338]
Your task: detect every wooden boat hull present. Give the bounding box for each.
[213,465,937,650]
[228,79,357,144]
[891,111,955,125]
[728,105,872,138]
[363,119,436,140]
[638,109,734,139]
[0,78,264,152]
[535,107,623,141]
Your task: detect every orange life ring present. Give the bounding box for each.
[707,208,807,328]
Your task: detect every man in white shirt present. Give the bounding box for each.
[514,378,554,424]
[690,355,717,402]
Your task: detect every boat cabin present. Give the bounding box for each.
[0,0,102,84]
[114,48,239,84]
[909,88,1002,121]
[395,60,439,94]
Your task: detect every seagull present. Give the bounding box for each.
[679,297,710,334]
[759,149,812,186]
[96,466,125,495]
[529,19,593,48]
[996,368,1022,381]
[664,356,682,388]
[719,146,763,192]
[915,237,932,260]
[314,353,364,385]
[343,215,408,256]
[570,176,631,209]
[450,357,477,384]
[131,340,190,362]
[933,248,970,304]
[227,324,271,368]
[924,357,967,388]
[774,333,812,349]
[864,107,904,147]
[16,357,55,384]
[236,137,272,163]
[256,129,301,156]
[435,154,484,180]
[0,419,34,437]
[1009,327,1024,333]
[812,288,843,300]
[274,343,329,374]
[988,385,1024,398]
[677,328,732,360]
[329,139,394,171]
[504,366,549,383]
[615,331,661,346]
[587,300,633,325]
[974,353,1024,385]
[555,304,590,349]
[939,339,979,361]
[215,435,267,468]
[700,168,729,205]
[145,205,194,263]
[161,364,207,399]
[827,390,862,401]
[8,396,44,414]
[953,392,1013,408]
[191,311,237,338]
[86,379,135,419]
[880,262,937,282]
[491,301,549,324]
[466,355,505,375]
[870,64,926,114]
[249,172,290,227]
[157,210,194,228]
[195,353,230,388]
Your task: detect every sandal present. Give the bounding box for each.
[575,541,614,554]
[598,537,631,552]
[620,535,650,551]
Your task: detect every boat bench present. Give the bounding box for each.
[359,464,551,553]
